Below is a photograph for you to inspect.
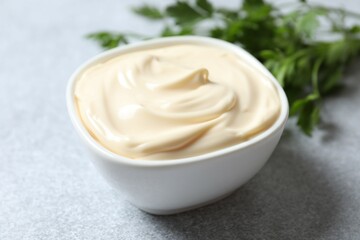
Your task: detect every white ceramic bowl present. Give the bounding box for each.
[66,36,289,215]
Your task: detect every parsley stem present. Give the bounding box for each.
[312,58,322,97]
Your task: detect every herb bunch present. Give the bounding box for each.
[87,0,360,135]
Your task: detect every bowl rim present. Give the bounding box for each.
[66,36,289,167]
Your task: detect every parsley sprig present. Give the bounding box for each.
[87,0,360,135]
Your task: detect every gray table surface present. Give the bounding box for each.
[1,0,360,239]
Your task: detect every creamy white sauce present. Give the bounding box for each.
[75,44,281,160]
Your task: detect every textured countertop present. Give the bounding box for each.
[1,0,360,239]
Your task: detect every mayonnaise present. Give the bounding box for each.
[74,44,281,160]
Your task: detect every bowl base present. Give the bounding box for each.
[136,190,235,215]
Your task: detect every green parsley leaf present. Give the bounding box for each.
[166,1,202,25]
[297,102,320,136]
[132,5,165,20]
[196,0,213,16]
[295,11,320,39]
[86,32,128,49]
